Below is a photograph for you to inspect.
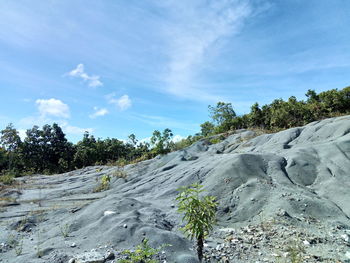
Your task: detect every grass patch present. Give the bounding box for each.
[93,174,111,192]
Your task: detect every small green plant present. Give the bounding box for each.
[14,239,23,256]
[119,238,167,263]
[275,240,305,263]
[7,234,23,256]
[176,184,217,262]
[93,174,111,192]
[60,223,70,238]
[286,241,304,263]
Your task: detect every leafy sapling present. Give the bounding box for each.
[176,183,217,262]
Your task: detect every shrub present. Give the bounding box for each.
[93,174,111,192]
[176,184,217,262]
[119,238,168,263]
[0,173,15,185]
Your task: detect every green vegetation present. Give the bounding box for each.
[1,86,350,178]
[119,238,167,263]
[60,223,70,238]
[0,172,15,185]
[94,174,111,192]
[275,240,305,263]
[176,184,217,262]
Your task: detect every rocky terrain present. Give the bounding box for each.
[1,115,350,263]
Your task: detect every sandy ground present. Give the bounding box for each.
[0,115,350,263]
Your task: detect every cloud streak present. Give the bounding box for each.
[67,64,103,88]
[89,107,109,119]
[160,0,253,101]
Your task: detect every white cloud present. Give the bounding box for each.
[35,98,70,118]
[64,125,94,135]
[67,63,103,88]
[89,107,109,119]
[106,93,132,111]
[17,129,27,140]
[160,0,253,101]
[172,134,185,143]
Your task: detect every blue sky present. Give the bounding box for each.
[0,0,349,142]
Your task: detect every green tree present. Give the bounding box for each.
[208,102,236,132]
[0,123,23,171]
[150,128,173,155]
[249,102,263,128]
[73,132,98,168]
[200,121,215,137]
[176,184,217,262]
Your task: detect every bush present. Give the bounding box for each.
[119,238,168,263]
[93,174,111,192]
[0,173,15,185]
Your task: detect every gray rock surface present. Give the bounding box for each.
[0,115,350,262]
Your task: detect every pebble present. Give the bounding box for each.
[71,243,77,247]
[123,224,128,228]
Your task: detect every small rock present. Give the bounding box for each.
[123,224,128,228]
[170,204,175,208]
[303,240,310,246]
[68,259,75,263]
[71,243,77,248]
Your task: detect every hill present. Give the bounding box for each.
[1,115,350,263]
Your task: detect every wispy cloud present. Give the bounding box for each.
[160,0,253,101]
[36,98,70,118]
[133,114,198,132]
[106,93,132,111]
[67,64,103,88]
[89,107,109,119]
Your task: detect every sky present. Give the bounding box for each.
[0,0,350,142]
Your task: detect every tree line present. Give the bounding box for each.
[0,123,174,176]
[1,86,350,178]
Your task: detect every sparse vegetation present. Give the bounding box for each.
[119,238,168,263]
[176,184,217,262]
[60,223,70,238]
[0,173,15,185]
[93,174,111,192]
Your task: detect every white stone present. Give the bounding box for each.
[303,240,310,246]
[104,210,116,216]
